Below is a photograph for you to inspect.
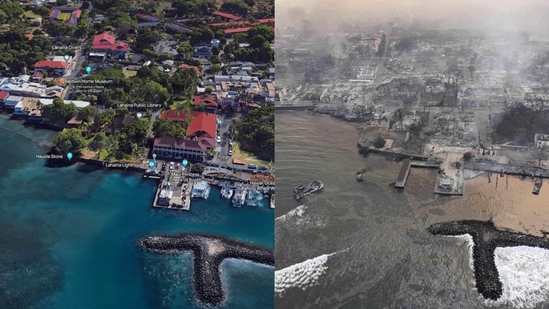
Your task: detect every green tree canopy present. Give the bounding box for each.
[232,105,274,161]
[78,106,97,122]
[41,99,78,126]
[88,132,110,151]
[53,128,86,152]
[177,42,193,55]
[152,118,186,138]
[120,119,149,143]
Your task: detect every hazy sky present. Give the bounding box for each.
[276,0,549,35]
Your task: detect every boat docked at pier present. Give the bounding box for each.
[191,180,211,199]
[293,180,324,200]
[270,194,275,209]
[246,190,264,207]
[221,182,234,199]
[232,188,246,208]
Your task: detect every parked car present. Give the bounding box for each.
[228,149,233,156]
[169,162,175,170]
[247,164,256,169]
[216,136,221,143]
[258,166,268,170]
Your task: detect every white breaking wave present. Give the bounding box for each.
[493,246,549,308]
[449,235,549,308]
[275,205,307,223]
[275,251,337,297]
[275,205,326,229]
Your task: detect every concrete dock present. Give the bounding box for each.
[152,168,193,211]
[395,159,412,188]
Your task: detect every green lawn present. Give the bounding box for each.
[170,100,192,110]
[123,70,137,78]
[24,11,41,19]
[57,12,71,21]
[231,143,273,168]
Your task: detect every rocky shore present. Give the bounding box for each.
[428,220,549,301]
[141,233,274,306]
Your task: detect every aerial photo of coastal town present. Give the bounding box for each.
[0,0,274,308]
[275,0,549,308]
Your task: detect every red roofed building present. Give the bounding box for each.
[34,61,69,76]
[212,11,241,21]
[160,110,217,139]
[193,95,218,113]
[91,33,130,59]
[178,64,201,76]
[223,27,252,36]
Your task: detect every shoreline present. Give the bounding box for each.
[140,233,274,305]
[428,220,549,301]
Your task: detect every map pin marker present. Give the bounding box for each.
[85,66,92,74]
[149,161,155,169]
[67,152,73,160]
[182,159,188,167]
[64,54,70,62]
[136,112,142,120]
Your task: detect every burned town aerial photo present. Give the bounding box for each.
[274,0,549,308]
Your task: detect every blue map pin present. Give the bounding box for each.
[148,161,155,168]
[67,152,73,160]
[182,159,188,167]
[85,66,92,74]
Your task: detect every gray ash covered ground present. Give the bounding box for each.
[428,220,549,301]
[141,233,274,306]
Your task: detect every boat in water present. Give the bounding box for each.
[293,180,323,200]
[356,171,363,181]
[270,194,275,209]
[246,190,264,207]
[232,188,246,208]
[227,184,234,199]
[191,180,211,199]
[533,178,542,195]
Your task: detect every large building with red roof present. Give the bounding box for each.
[34,61,69,76]
[160,110,217,139]
[154,110,218,161]
[91,33,130,59]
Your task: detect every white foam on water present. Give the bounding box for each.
[492,246,549,308]
[447,235,549,308]
[275,251,337,297]
[276,205,307,223]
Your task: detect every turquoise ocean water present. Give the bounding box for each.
[0,116,274,309]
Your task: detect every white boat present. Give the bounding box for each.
[227,184,234,199]
[232,188,246,208]
[191,181,211,199]
[246,190,263,207]
[220,182,228,198]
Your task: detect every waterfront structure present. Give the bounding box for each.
[90,33,130,59]
[0,91,8,106]
[4,95,23,110]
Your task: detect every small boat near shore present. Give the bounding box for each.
[293,181,323,200]
[270,194,275,209]
[191,181,211,199]
[356,171,363,181]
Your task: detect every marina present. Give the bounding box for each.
[151,163,275,211]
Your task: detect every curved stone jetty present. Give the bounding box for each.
[140,233,274,306]
[428,220,549,301]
